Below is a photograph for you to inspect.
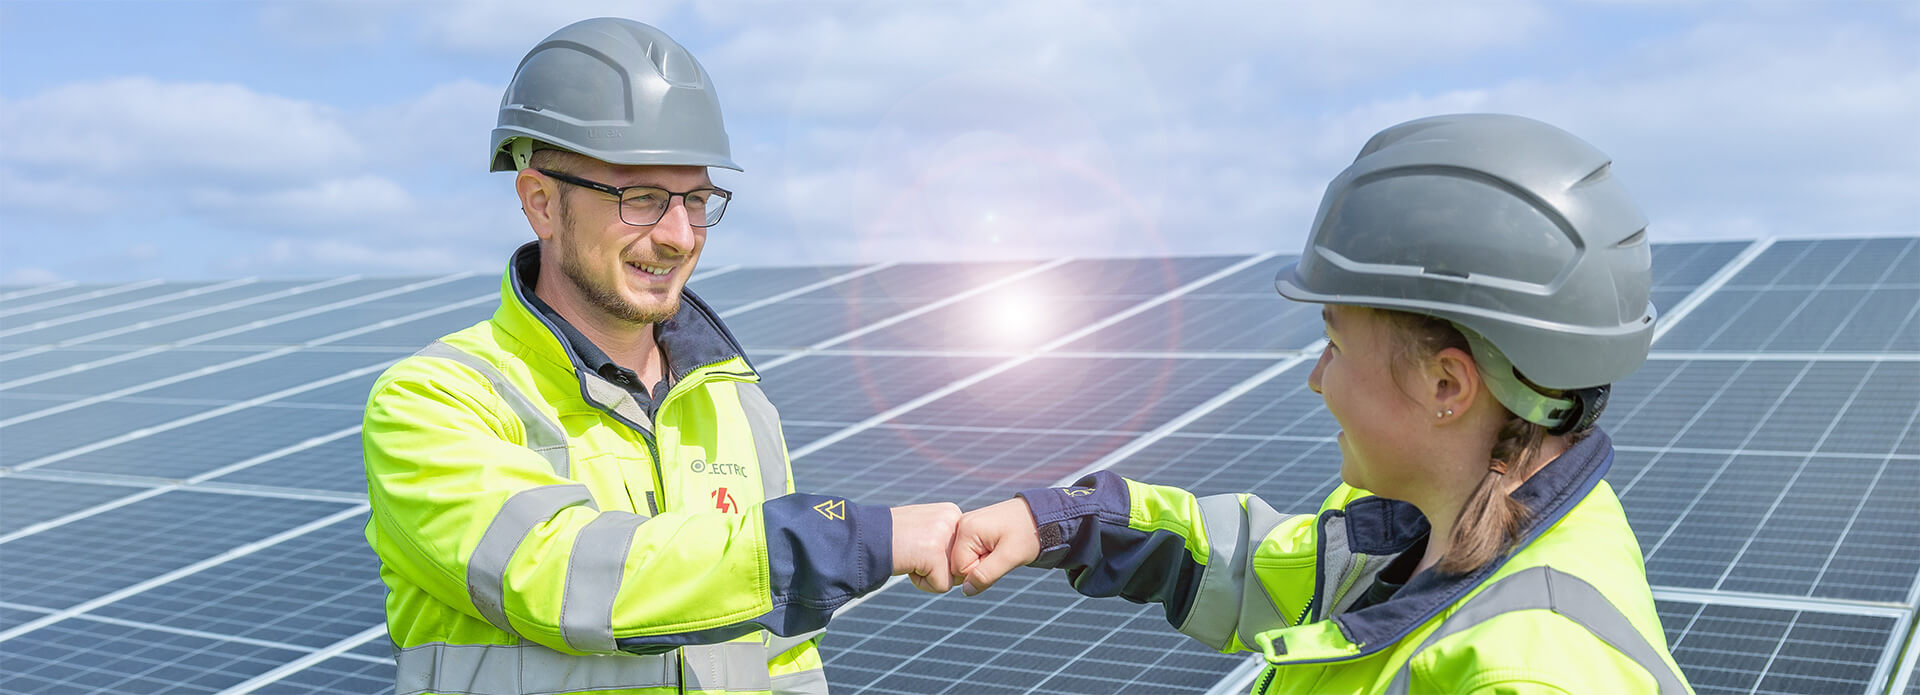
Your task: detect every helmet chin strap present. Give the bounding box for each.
[1454,325,1603,435]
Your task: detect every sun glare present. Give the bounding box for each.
[981,292,1046,348]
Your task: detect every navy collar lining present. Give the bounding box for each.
[1327,430,1616,648]
[506,242,749,386]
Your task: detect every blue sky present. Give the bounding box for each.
[1,0,1915,284]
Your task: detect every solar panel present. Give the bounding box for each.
[755,354,1005,425]
[0,492,354,609]
[2,618,308,693]
[0,240,1914,694]
[0,478,146,534]
[1655,599,1900,695]
[824,572,1244,694]
[0,603,56,632]
[729,261,1049,350]
[86,514,382,649]
[263,656,394,694]
[690,264,868,312]
[1657,238,1920,352]
[841,256,1250,352]
[1059,255,1311,353]
[207,433,369,494]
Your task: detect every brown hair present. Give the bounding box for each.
[1371,309,1569,575]
[528,146,588,175]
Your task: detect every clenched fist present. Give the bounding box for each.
[891,503,962,593]
[948,498,1042,596]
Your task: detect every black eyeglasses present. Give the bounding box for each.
[536,168,732,227]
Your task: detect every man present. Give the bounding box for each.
[362,18,959,694]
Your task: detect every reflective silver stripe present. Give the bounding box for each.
[582,372,654,435]
[1178,494,1294,650]
[561,510,646,652]
[736,383,789,500]
[766,628,822,662]
[683,642,774,692]
[1384,566,1687,694]
[1315,514,1395,620]
[468,484,596,633]
[417,341,572,478]
[395,641,673,695]
[770,668,829,695]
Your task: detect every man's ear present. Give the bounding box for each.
[516,170,560,241]
[1429,346,1482,423]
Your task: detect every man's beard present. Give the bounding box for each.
[556,235,680,326]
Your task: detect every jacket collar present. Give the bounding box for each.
[495,241,754,383]
[1325,429,1616,649]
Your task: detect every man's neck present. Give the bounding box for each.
[535,275,666,389]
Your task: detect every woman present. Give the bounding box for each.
[949,114,1693,693]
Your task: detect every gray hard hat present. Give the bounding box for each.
[489,17,739,172]
[1275,113,1655,391]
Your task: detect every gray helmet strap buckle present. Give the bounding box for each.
[1549,386,1609,436]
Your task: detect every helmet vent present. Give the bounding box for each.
[1616,228,1648,247]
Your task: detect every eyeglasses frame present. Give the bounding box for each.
[534,168,732,228]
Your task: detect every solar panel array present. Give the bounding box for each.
[0,236,1915,694]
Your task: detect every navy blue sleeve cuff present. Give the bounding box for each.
[1016,470,1131,569]
[1011,471,1210,630]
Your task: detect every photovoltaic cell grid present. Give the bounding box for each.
[1655,600,1900,695]
[0,237,1914,694]
[1657,237,1920,352]
[728,261,1041,351]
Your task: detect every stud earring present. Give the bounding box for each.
[1436,409,1453,418]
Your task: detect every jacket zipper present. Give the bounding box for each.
[640,430,663,515]
[1302,509,1339,624]
[643,363,749,695]
[1254,665,1277,694]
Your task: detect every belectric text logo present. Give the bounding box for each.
[691,459,749,477]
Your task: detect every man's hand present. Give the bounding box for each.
[949,498,1042,596]
[891,503,962,593]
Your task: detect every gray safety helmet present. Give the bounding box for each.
[1276,114,1654,415]
[490,18,739,172]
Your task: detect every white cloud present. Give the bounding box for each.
[710,1,1916,265]
[0,168,113,220]
[352,79,502,174]
[187,175,417,229]
[2,267,62,285]
[412,0,687,56]
[0,77,361,181]
[257,1,400,46]
[686,1,1569,265]
[1368,11,1920,242]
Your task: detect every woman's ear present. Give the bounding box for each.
[1429,346,1482,423]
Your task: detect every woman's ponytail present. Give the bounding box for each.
[1436,413,1544,574]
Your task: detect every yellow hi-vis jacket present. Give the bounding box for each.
[364,244,893,695]
[1016,430,1694,694]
